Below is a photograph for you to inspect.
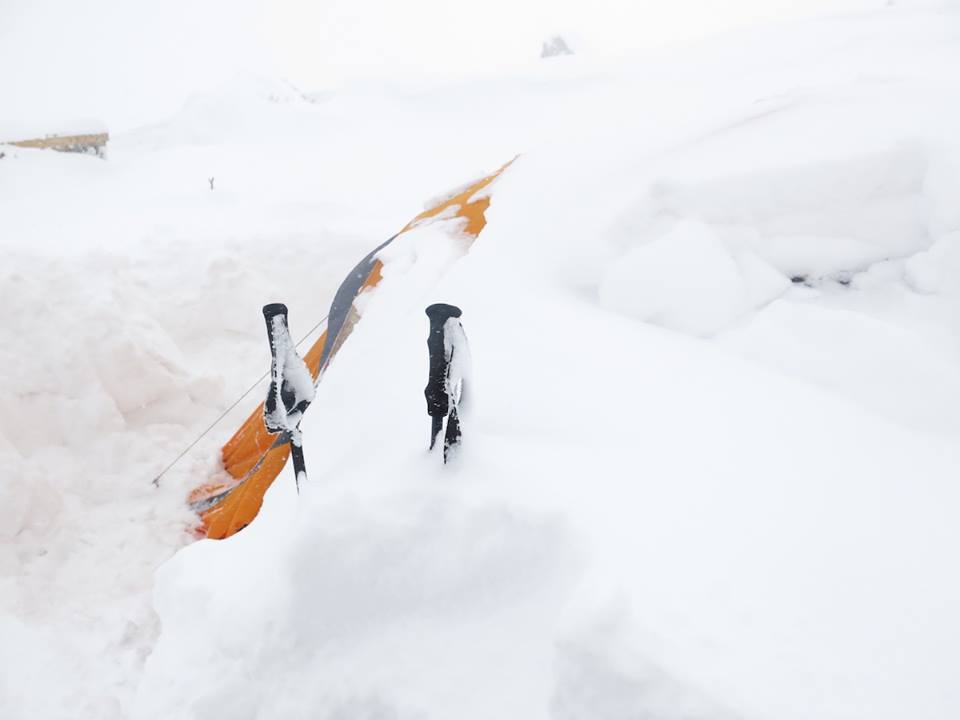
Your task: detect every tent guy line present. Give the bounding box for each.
[150,312,330,488]
[189,159,516,540]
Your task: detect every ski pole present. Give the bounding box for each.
[424,303,466,462]
[289,428,308,492]
[262,303,315,490]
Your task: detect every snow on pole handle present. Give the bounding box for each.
[425,303,468,462]
[263,303,315,432]
[262,303,315,490]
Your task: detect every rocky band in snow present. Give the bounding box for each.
[424,303,469,463]
[262,303,315,491]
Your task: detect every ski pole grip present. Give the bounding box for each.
[424,303,462,418]
[263,302,288,326]
[263,303,290,364]
[263,303,290,433]
[263,303,290,354]
[425,303,462,324]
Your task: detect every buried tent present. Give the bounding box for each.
[188,159,515,540]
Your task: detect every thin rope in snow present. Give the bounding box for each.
[151,313,328,487]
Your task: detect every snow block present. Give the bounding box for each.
[599,220,784,336]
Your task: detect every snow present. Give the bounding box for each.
[443,315,470,408]
[598,219,773,336]
[5,1,960,719]
[722,299,960,433]
[644,143,932,279]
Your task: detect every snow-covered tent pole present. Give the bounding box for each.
[188,157,517,539]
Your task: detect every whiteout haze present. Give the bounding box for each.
[2,1,960,719]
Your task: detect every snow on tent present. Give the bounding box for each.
[188,159,515,539]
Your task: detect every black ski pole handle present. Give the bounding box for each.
[425,303,463,456]
[262,303,310,491]
[263,303,291,433]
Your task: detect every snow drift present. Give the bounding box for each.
[4,2,960,719]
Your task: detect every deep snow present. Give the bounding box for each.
[4,2,960,719]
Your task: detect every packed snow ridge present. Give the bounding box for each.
[3,3,960,720]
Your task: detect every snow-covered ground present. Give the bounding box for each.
[4,2,960,718]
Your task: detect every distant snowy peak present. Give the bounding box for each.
[541,36,574,58]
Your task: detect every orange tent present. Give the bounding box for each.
[188,159,515,539]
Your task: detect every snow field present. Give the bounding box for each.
[5,2,960,718]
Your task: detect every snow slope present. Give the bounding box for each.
[4,2,960,719]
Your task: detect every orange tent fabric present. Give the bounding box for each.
[188,159,515,539]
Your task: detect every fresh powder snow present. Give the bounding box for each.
[3,2,960,719]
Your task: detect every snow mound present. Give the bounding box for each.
[0,120,373,716]
[905,230,960,295]
[8,2,960,719]
[599,219,786,335]
[139,487,580,719]
[722,299,960,432]
[651,144,929,276]
[133,6,960,718]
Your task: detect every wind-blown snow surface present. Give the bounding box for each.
[5,3,960,719]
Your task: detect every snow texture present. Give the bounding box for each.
[5,2,960,719]
[443,316,470,410]
[263,311,315,433]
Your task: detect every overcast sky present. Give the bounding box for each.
[0,0,882,134]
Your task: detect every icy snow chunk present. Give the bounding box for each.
[905,231,960,295]
[644,144,931,279]
[92,322,193,421]
[736,247,792,309]
[598,220,782,336]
